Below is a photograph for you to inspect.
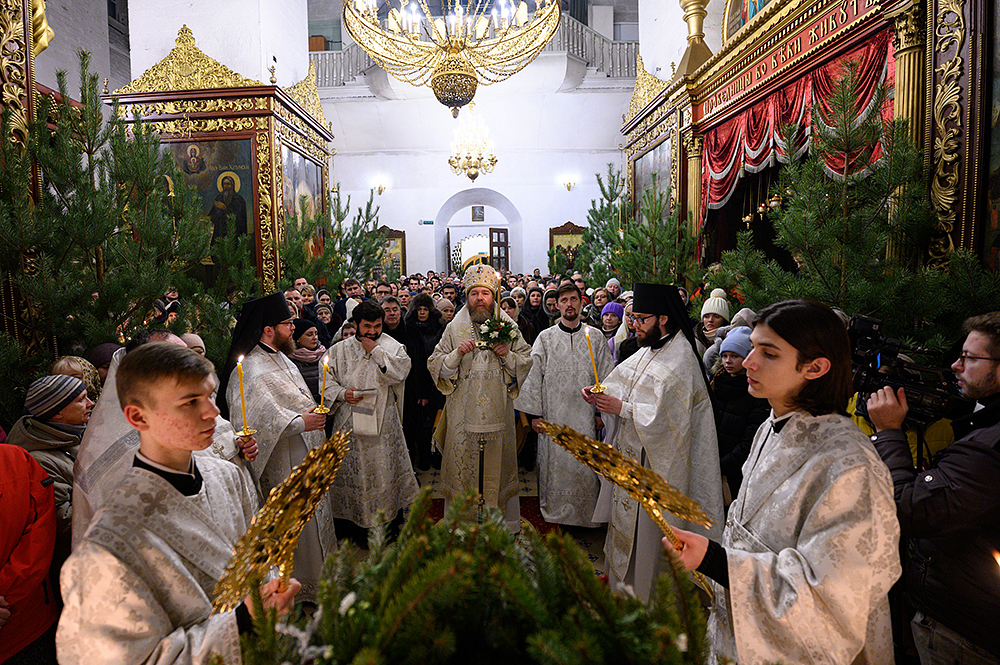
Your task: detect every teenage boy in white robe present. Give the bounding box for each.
[58,343,299,665]
[670,300,900,664]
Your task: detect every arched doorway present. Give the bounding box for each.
[434,188,524,274]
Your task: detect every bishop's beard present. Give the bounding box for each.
[469,304,492,324]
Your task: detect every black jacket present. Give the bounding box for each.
[873,398,1000,656]
[710,370,769,499]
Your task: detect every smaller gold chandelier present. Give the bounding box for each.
[448,104,497,181]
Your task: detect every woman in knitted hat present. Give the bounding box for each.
[7,375,94,592]
[285,318,326,403]
[695,288,732,353]
[708,326,769,503]
[435,297,456,324]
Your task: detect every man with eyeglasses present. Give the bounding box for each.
[867,312,1000,663]
[219,292,333,596]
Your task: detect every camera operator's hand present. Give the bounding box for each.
[867,387,908,431]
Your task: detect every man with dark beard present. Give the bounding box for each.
[219,292,333,597]
[428,265,533,532]
[582,282,723,602]
[210,176,248,240]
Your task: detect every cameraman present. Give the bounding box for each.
[867,312,1000,664]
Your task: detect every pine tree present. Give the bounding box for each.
[576,164,632,288]
[613,175,703,289]
[337,190,388,282]
[239,490,707,665]
[0,53,259,424]
[716,59,989,347]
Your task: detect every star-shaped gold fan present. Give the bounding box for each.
[213,431,351,612]
[539,421,715,596]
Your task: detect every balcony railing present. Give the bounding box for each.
[310,15,637,87]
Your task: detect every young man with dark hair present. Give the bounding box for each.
[335,278,365,322]
[323,300,417,540]
[58,343,298,665]
[516,281,610,527]
[868,311,1000,663]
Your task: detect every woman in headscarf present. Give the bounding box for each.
[402,294,446,470]
[286,318,326,403]
[522,286,545,344]
[500,296,534,346]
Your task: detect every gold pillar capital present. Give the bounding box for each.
[683,133,703,158]
[887,0,925,54]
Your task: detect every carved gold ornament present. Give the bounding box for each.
[213,431,351,612]
[114,25,262,95]
[928,0,964,266]
[539,421,714,596]
[31,0,53,55]
[0,0,29,142]
[285,61,330,129]
[625,55,669,124]
[343,0,560,116]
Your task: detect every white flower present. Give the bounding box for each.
[490,331,499,338]
[676,633,688,653]
[480,324,489,333]
[338,591,357,615]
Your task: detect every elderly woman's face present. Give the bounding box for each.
[318,309,332,324]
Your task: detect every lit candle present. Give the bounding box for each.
[237,355,248,431]
[584,330,600,387]
[320,356,329,410]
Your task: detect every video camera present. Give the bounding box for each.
[849,316,970,428]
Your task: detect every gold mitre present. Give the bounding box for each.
[463,264,499,295]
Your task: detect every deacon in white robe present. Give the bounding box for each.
[323,301,419,528]
[59,457,255,665]
[587,283,724,601]
[515,285,612,527]
[707,411,901,664]
[428,265,532,531]
[72,339,257,546]
[220,292,334,596]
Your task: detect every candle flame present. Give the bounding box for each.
[238,354,244,363]
[994,551,1000,571]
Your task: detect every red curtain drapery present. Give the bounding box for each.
[700,29,894,222]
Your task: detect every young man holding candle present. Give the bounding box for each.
[322,301,418,540]
[220,292,333,598]
[515,283,612,527]
[58,342,299,665]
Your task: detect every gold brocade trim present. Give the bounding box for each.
[148,117,261,134]
[284,61,330,130]
[625,104,680,206]
[256,130,277,289]
[927,0,963,266]
[625,55,669,123]
[275,102,329,155]
[118,97,268,118]
[114,25,262,95]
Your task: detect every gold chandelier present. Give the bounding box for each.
[448,104,497,181]
[344,0,561,116]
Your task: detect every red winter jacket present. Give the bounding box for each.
[0,444,58,662]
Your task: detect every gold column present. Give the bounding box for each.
[888,0,925,147]
[684,133,703,233]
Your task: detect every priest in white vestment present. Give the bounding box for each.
[220,292,334,596]
[669,300,900,664]
[585,282,724,601]
[428,265,533,531]
[515,282,612,527]
[72,331,257,546]
[323,300,418,529]
[59,342,299,665]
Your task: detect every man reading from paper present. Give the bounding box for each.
[219,292,334,596]
[324,300,418,536]
[583,282,724,601]
[428,265,533,532]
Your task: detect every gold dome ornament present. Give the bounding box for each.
[431,52,479,117]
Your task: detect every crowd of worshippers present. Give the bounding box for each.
[1,265,998,665]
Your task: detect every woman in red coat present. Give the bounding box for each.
[0,443,58,665]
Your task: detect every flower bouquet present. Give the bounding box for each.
[476,317,519,349]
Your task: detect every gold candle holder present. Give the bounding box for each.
[315,357,331,414]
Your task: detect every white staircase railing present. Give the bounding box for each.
[310,15,637,87]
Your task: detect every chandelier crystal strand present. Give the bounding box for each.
[344,0,560,116]
[448,103,497,181]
